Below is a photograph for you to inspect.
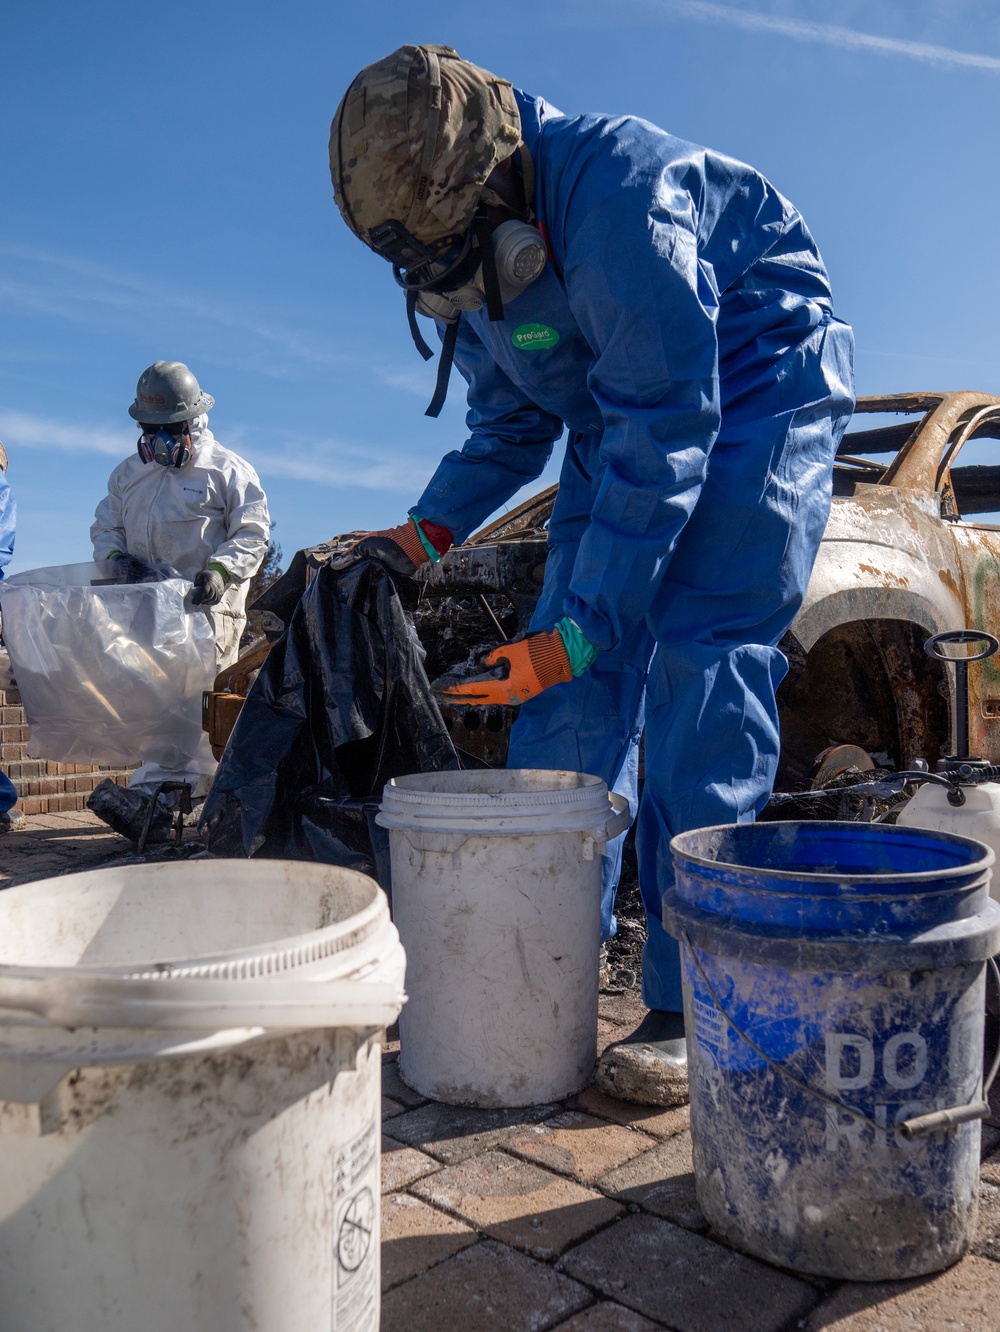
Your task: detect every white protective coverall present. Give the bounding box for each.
[91,415,270,670]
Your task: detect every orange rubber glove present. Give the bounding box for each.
[432,628,574,707]
[335,516,452,579]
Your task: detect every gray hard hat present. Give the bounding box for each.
[128,361,214,424]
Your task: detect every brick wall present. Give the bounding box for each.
[0,685,134,814]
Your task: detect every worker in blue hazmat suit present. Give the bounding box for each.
[329,46,855,1105]
[0,439,20,829]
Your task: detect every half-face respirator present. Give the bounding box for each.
[137,424,192,469]
[369,213,548,416]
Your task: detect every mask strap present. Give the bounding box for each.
[406,289,435,361]
[425,318,459,418]
[473,216,505,322]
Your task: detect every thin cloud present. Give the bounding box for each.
[0,408,429,493]
[0,241,381,381]
[632,1,1000,71]
[0,410,133,458]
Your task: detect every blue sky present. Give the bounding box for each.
[3,0,1000,573]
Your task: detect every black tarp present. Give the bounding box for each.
[201,559,457,880]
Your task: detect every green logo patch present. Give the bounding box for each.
[511,323,560,351]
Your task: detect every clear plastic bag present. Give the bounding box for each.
[0,562,217,768]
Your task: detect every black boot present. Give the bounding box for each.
[595,1009,688,1107]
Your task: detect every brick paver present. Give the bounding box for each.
[557,1213,819,1331]
[507,1111,655,1184]
[381,1238,592,1332]
[382,1056,430,1109]
[595,1131,705,1232]
[551,1303,667,1331]
[574,1085,690,1140]
[802,1254,1000,1329]
[0,810,127,887]
[380,1192,477,1291]
[411,1150,624,1260]
[381,1135,440,1194]
[386,1099,562,1164]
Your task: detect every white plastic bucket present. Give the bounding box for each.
[0,859,405,1332]
[377,769,629,1107]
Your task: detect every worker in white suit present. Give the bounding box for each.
[91,360,270,670]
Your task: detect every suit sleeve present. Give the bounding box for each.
[90,469,128,562]
[209,463,271,583]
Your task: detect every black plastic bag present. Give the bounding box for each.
[202,559,457,877]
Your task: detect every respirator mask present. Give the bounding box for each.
[137,423,192,468]
[369,212,548,417]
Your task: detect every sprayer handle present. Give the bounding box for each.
[924,630,1000,662]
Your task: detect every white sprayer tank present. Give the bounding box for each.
[0,859,406,1332]
[377,769,629,1107]
[897,782,1000,903]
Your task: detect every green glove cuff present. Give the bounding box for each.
[555,616,599,677]
[409,514,441,564]
[206,562,231,583]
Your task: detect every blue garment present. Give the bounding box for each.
[0,472,17,814]
[415,93,855,1010]
[0,474,14,579]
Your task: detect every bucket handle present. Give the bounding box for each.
[596,792,631,843]
[683,934,1000,1139]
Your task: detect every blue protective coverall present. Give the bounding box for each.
[413,93,856,1012]
[0,473,17,814]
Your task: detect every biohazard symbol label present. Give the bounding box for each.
[337,1186,375,1273]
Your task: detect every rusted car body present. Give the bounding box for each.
[206,392,1000,786]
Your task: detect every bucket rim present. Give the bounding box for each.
[0,859,390,980]
[381,768,609,805]
[669,820,995,884]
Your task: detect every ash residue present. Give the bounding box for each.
[412,594,516,680]
[605,829,645,992]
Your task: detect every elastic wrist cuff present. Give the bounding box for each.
[411,513,453,561]
[555,616,599,677]
[207,562,231,583]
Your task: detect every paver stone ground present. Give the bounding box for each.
[507,1111,656,1183]
[595,1131,705,1233]
[382,1056,430,1109]
[550,1301,668,1331]
[380,1237,592,1332]
[381,1135,440,1194]
[802,1252,1000,1330]
[411,1149,625,1260]
[556,1212,819,1332]
[380,1192,477,1291]
[385,1099,562,1164]
[574,1085,690,1140]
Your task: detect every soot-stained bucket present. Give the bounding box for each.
[664,820,1000,1281]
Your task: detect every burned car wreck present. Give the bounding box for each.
[204,391,1000,796]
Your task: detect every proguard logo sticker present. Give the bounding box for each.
[511,323,560,351]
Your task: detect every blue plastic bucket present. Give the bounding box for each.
[664,820,1000,1281]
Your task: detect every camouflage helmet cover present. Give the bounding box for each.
[330,44,522,250]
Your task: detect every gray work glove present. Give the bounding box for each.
[191,567,227,606]
[107,550,163,583]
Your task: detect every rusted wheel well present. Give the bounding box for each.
[775,619,950,791]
